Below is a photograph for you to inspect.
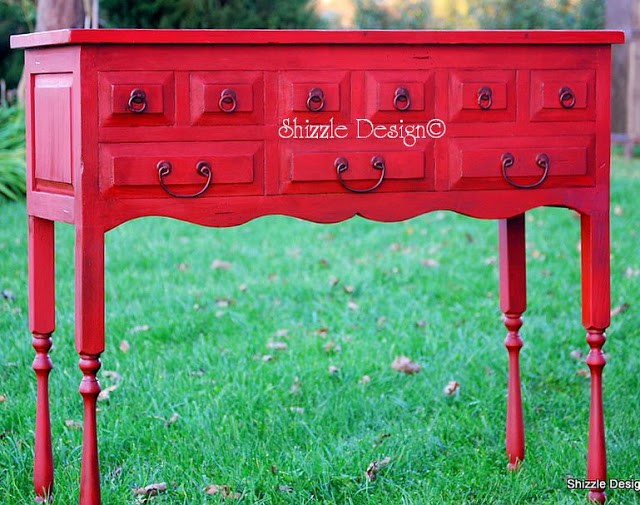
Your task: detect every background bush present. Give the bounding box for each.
[0,105,25,202]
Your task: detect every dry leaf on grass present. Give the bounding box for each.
[1,289,15,301]
[275,329,289,338]
[203,484,241,499]
[103,370,123,382]
[611,303,630,317]
[261,354,275,362]
[343,285,355,294]
[443,380,460,396]
[421,258,440,267]
[130,325,150,333]
[278,485,294,493]
[98,384,119,402]
[64,419,82,430]
[315,327,329,336]
[211,259,233,270]
[328,365,340,375]
[614,204,624,216]
[165,413,180,428]
[289,406,305,414]
[576,369,590,377]
[266,341,288,351]
[177,262,189,271]
[133,482,167,497]
[358,375,371,385]
[119,340,131,353]
[290,377,302,395]
[365,456,391,481]
[323,340,341,354]
[570,350,584,360]
[329,275,340,287]
[391,356,421,374]
[0,394,6,403]
[347,300,359,311]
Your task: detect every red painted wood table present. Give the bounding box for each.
[11,29,624,504]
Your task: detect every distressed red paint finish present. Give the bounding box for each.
[11,29,623,504]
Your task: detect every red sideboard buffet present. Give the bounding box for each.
[10,29,624,504]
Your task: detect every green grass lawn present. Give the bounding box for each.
[1,157,639,504]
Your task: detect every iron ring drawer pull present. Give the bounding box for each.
[128,88,147,113]
[306,87,325,112]
[218,88,238,113]
[157,160,213,198]
[394,86,411,111]
[501,152,549,189]
[335,155,386,193]
[559,86,576,109]
[477,86,493,110]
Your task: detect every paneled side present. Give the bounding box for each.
[33,73,73,189]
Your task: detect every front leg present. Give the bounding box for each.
[75,226,105,505]
[499,214,526,470]
[581,212,609,503]
[29,217,55,502]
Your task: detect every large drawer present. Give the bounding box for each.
[99,142,264,198]
[447,136,596,190]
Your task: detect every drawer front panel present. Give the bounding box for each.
[449,70,516,122]
[280,146,433,194]
[190,71,263,125]
[530,69,595,121]
[278,71,351,123]
[448,136,595,190]
[100,142,264,197]
[99,71,175,127]
[364,71,435,123]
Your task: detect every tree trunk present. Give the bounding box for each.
[35,0,85,32]
[17,0,85,101]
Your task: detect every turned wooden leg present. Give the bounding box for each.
[28,217,55,502]
[75,226,105,505]
[79,354,102,505]
[581,212,609,503]
[499,214,526,470]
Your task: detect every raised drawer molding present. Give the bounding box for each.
[11,29,623,505]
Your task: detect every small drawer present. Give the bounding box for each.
[99,142,264,198]
[280,146,433,194]
[364,71,435,123]
[190,71,263,125]
[278,71,350,123]
[449,70,516,122]
[530,69,595,121]
[447,136,595,190]
[98,71,175,127]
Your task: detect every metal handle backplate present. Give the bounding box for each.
[157,160,213,198]
[335,156,386,193]
[501,152,549,189]
[128,88,147,113]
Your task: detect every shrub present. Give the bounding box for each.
[0,105,26,201]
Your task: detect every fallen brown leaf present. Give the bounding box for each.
[358,375,371,385]
[315,327,329,336]
[119,340,131,353]
[133,482,167,497]
[365,456,391,481]
[177,262,189,271]
[0,394,6,403]
[64,419,82,430]
[373,433,391,447]
[391,356,421,374]
[329,275,340,287]
[130,325,150,333]
[211,259,233,270]
[278,485,294,493]
[290,377,302,395]
[614,204,624,216]
[289,406,305,414]
[323,340,341,353]
[261,354,275,362]
[103,370,123,382]
[570,350,584,360]
[421,258,439,267]
[165,413,179,428]
[611,303,630,318]
[319,258,330,267]
[443,380,460,396]
[275,329,289,338]
[266,341,288,351]
[328,365,340,375]
[347,300,359,311]
[376,316,387,327]
[576,369,590,377]
[98,384,119,402]
[343,285,355,294]
[203,484,241,498]
[238,283,248,292]
[415,320,426,328]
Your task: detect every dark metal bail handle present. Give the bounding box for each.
[394,86,411,111]
[335,156,386,193]
[501,152,550,189]
[157,160,213,198]
[307,87,325,112]
[477,86,493,110]
[128,88,147,113]
[559,86,576,109]
[218,88,237,113]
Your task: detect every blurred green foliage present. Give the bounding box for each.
[0,105,26,201]
[1,1,35,89]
